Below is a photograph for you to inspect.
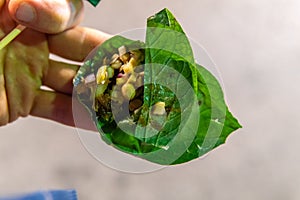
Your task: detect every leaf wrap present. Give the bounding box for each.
[73,8,241,165]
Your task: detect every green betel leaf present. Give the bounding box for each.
[135,8,240,164]
[87,0,101,7]
[142,8,241,164]
[73,8,241,166]
[171,64,242,164]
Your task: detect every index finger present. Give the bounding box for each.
[48,26,111,62]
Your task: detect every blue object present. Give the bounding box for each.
[0,190,77,200]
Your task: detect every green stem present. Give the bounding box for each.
[0,24,26,51]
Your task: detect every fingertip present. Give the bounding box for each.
[8,0,84,34]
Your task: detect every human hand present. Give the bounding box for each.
[0,0,110,126]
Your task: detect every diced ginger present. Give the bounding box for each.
[122,63,133,73]
[96,65,108,85]
[127,73,137,83]
[118,46,127,56]
[122,83,136,100]
[152,102,166,115]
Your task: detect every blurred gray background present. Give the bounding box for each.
[1,0,300,199]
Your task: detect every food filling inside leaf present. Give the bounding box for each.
[73,8,242,165]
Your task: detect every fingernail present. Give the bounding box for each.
[16,3,36,23]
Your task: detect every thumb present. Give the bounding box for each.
[8,0,84,34]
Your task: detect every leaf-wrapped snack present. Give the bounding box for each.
[73,8,241,165]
